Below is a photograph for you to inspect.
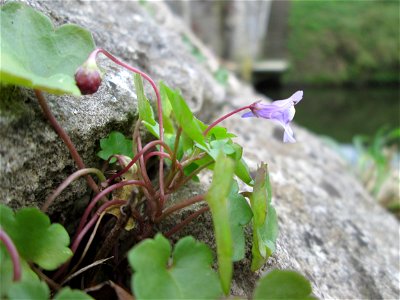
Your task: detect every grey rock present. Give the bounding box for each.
[1,1,398,299]
[0,0,224,214]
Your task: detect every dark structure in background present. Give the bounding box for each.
[166,0,289,86]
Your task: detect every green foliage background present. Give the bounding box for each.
[285,0,399,85]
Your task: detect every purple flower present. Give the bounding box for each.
[242,91,303,143]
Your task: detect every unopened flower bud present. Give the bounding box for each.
[74,58,102,95]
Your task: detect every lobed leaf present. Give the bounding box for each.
[253,270,316,300]
[0,2,95,95]
[7,280,49,300]
[205,153,235,294]
[97,131,134,163]
[128,234,222,299]
[0,205,72,270]
[0,246,40,298]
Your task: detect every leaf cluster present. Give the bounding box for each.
[0,205,92,299]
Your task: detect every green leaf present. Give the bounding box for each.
[133,73,160,137]
[133,74,159,138]
[206,125,236,140]
[235,158,254,186]
[128,234,222,300]
[228,181,253,261]
[7,280,49,300]
[0,246,40,298]
[159,82,175,134]
[161,83,207,148]
[0,2,95,95]
[97,131,134,163]
[251,165,268,226]
[0,205,72,270]
[253,270,316,300]
[249,164,278,271]
[205,153,234,294]
[54,287,94,300]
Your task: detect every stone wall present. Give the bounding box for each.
[0,1,398,298]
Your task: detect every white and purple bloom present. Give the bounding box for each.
[242,91,303,143]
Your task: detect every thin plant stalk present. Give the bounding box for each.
[144,151,171,162]
[170,126,182,171]
[136,137,159,217]
[164,207,209,238]
[68,211,107,277]
[34,90,100,194]
[75,180,146,239]
[30,264,61,291]
[0,229,21,281]
[136,136,156,197]
[107,140,173,183]
[169,160,214,192]
[203,104,252,136]
[90,48,166,203]
[42,168,106,213]
[156,194,205,222]
[54,200,126,280]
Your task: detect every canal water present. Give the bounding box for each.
[260,86,399,144]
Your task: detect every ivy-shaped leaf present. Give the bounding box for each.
[133,74,160,137]
[7,280,49,300]
[0,246,40,298]
[97,131,134,163]
[53,287,94,300]
[0,205,72,270]
[128,234,222,300]
[0,2,95,95]
[253,270,316,300]
[249,164,278,271]
[228,181,253,261]
[205,152,234,294]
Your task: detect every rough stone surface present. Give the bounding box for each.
[0,0,224,214]
[1,1,399,299]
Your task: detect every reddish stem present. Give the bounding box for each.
[203,104,252,136]
[169,160,214,192]
[75,180,146,240]
[34,90,100,195]
[136,136,158,218]
[136,136,156,196]
[144,151,171,162]
[164,207,209,238]
[156,194,205,222]
[91,48,166,204]
[107,140,172,183]
[72,200,126,252]
[0,229,21,281]
[54,200,126,280]
[42,168,106,213]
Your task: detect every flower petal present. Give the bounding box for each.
[283,124,296,143]
[241,111,256,118]
[291,90,303,104]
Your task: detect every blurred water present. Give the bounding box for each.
[262,86,399,143]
